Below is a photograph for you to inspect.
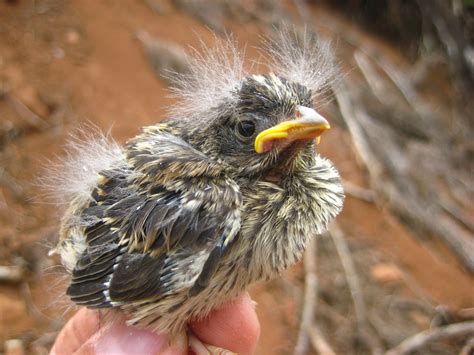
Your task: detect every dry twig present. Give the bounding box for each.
[458,308,474,321]
[342,179,376,203]
[460,337,474,355]
[308,325,336,355]
[439,197,474,233]
[362,50,432,120]
[329,223,383,355]
[136,30,189,82]
[294,236,319,355]
[4,92,48,129]
[333,80,474,273]
[329,223,366,329]
[385,321,474,355]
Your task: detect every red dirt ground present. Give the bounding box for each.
[0,1,472,354]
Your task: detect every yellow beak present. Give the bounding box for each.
[254,106,330,153]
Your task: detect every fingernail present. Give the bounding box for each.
[160,331,188,355]
[243,292,257,310]
[189,333,236,355]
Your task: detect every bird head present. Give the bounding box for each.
[184,73,330,178]
[167,29,337,179]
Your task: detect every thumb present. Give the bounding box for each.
[76,321,187,355]
[51,308,188,355]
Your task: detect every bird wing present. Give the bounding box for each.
[66,126,241,307]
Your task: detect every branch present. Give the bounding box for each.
[294,236,319,355]
[334,81,474,273]
[460,337,474,355]
[4,91,48,129]
[385,321,474,355]
[329,223,366,327]
[135,30,189,83]
[308,325,336,355]
[329,223,384,355]
[332,82,384,180]
[342,179,376,203]
[439,197,474,233]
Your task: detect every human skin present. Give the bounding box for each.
[50,293,260,355]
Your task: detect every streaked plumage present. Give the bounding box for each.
[51,29,344,335]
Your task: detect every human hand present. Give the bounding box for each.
[50,293,260,355]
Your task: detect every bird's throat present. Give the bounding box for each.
[262,140,313,184]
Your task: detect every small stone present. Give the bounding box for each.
[4,339,25,355]
[370,263,403,283]
[65,30,80,44]
[0,265,24,282]
[52,46,65,59]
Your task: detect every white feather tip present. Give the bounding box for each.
[262,27,338,102]
[39,124,124,206]
[166,28,338,120]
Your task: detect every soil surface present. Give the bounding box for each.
[0,1,472,354]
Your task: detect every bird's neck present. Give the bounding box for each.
[258,143,315,186]
[236,154,344,282]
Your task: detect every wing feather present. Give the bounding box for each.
[66,127,241,306]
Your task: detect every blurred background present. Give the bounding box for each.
[0,1,473,354]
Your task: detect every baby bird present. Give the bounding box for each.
[52,30,344,340]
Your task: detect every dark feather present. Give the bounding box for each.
[109,253,165,301]
[85,223,117,246]
[66,130,242,306]
[67,280,107,298]
[71,247,121,283]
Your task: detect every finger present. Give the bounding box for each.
[50,308,100,355]
[190,293,260,355]
[75,319,187,355]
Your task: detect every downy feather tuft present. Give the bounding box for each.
[166,34,246,122]
[41,125,125,206]
[262,27,338,105]
[166,28,338,122]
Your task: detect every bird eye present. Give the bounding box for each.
[236,120,256,139]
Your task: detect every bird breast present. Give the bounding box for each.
[230,154,344,284]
